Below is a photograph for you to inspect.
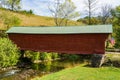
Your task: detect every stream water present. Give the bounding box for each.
[0,59,82,80]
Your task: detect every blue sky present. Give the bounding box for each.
[21,0,120,17]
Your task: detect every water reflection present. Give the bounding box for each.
[0,70,20,79]
[0,59,81,80]
[32,61,65,73]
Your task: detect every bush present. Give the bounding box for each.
[51,52,59,59]
[0,12,21,29]
[0,38,20,68]
[31,52,40,62]
[0,30,8,38]
[40,52,52,61]
[62,54,80,61]
[114,28,120,48]
[18,10,34,15]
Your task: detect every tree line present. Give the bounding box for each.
[49,0,113,26]
[0,0,113,26]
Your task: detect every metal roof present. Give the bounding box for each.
[6,25,112,34]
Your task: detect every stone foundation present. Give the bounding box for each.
[91,54,105,67]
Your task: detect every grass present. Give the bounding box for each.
[32,64,120,80]
[0,8,82,30]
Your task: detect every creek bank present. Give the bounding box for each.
[0,59,83,80]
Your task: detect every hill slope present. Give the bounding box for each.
[0,9,82,30]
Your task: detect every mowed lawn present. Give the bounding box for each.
[33,64,120,80]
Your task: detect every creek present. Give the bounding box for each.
[0,59,82,80]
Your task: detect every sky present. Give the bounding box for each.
[21,0,120,18]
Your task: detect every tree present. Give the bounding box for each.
[49,0,79,26]
[99,4,112,24]
[112,6,120,48]
[7,0,21,11]
[84,0,98,25]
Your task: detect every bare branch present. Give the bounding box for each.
[100,4,112,24]
[84,0,98,25]
[48,0,79,26]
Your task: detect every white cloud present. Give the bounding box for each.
[21,0,120,17]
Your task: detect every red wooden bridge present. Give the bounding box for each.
[7,25,112,55]
[7,25,112,67]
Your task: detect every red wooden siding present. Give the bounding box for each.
[8,33,109,54]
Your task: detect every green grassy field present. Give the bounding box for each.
[32,64,120,80]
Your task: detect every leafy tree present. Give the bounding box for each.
[49,0,79,26]
[0,0,21,10]
[7,0,21,11]
[0,38,20,68]
[112,6,120,48]
[28,9,33,14]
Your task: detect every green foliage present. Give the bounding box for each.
[62,54,80,61]
[31,52,40,62]
[112,6,120,48]
[77,17,101,25]
[0,38,20,68]
[29,10,33,14]
[0,0,21,11]
[18,10,34,15]
[4,15,21,28]
[7,0,21,11]
[0,12,21,29]
[77,16,112,25]
[114,28,120,48]
[40,52,52,61]
[24,51,40,62]
[51,53,59,59]
[0,30,8,38]
[49,0,80,26]
[24,51,59,62]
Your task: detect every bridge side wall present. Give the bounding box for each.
[8,34,109,54]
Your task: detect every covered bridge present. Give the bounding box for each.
[7,25,112,55]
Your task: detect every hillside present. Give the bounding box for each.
[0,8,82,30]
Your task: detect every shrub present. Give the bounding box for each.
[62,54,80,61]
[31,52,40,62]
[0,38,20,68]
[0,30,8,38]
[18,10,34,15]
[51,52,59,59]
[4,15,21,29]
[40,52,52,61]
[0,12,21,29]
[24,51,59,62]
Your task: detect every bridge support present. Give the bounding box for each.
[91,54,105,67]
